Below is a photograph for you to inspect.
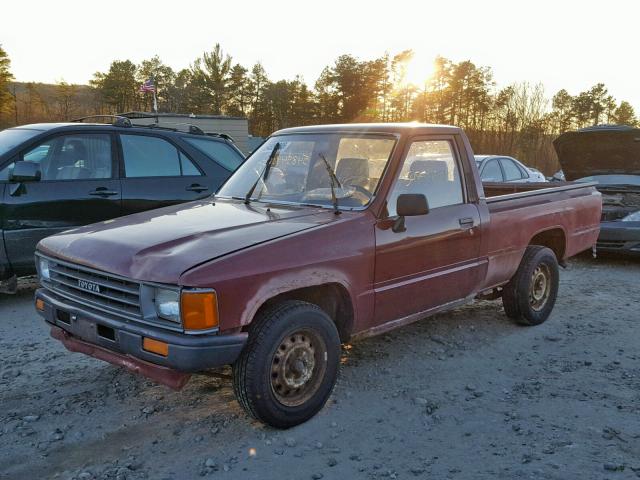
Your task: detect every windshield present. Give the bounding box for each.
[575,174,640,187]
[218,133,396,209]
[0,128,42,157]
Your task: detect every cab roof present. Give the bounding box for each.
[272,122,462,136]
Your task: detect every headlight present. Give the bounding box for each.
[622,210,640,222]
[38,258,50,281]
[154,288,180,323]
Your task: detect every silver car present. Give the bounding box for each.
[474,155,547,183]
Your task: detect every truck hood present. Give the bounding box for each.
[37,198,336,284]
[553,128,640,180]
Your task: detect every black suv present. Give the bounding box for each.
[0,117,245,292]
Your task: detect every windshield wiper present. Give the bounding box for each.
[318,153,342,215]
[244,142,281,204]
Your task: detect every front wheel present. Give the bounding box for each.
[232,301,341,428]
[502,246,559,326]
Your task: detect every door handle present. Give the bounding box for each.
[89,188,118,197]
[459,217,475,229]
[186,184,208,193]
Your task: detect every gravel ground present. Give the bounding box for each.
[1,255,639,480]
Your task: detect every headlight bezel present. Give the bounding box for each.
[150,286,219,332]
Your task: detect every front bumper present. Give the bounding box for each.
[596,221,640,256]
[36,288,248,381]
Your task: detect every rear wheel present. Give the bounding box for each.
[232,300,340,428]
[502,246,559,326]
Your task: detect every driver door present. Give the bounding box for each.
[374,136,483,325]
[2,132,121,275]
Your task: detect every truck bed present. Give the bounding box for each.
[478,181,601,291]
[482,181,590,200]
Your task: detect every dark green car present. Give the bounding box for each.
[0,120,245,292]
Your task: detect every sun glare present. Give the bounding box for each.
[401,52,436,88]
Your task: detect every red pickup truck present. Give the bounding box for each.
[34,123,601,427]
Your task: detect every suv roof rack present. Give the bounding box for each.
[205,132,235,142]
[128,122,236,142]
[128,122,205,135]
[69,115,237,143]
[71,115,132,127]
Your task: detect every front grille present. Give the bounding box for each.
[44,257,142,320]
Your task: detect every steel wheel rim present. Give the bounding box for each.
[529,264,551,311]
[270,329,327,407]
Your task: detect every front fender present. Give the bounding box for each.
[236,268,356,328]
[178,212,376,335]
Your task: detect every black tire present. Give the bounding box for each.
[232,300,341,428]
[502,246,559,326]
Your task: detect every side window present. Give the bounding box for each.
[27,134,112,181]
[501,158,524,181]
[481,160,503,182]
[121,135,200,178]
[180,151,202,176]
[388,140,463,216]
[516,162,530,178]
[24,144,51,163]
[182,137,243,171]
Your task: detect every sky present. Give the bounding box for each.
[3,0,640,108]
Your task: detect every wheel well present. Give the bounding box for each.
[252,284,354,342]
[529,228,566,260]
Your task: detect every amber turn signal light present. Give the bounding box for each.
[142,337,169,357]
[35,298,45,311]
[181,291,219,331]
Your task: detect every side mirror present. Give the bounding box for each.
[393,193,429,233]
[9,161,41,183]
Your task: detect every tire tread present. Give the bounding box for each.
[502,245,558,326]
[232,300,337,427]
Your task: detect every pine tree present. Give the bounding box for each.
[0,45,14,125]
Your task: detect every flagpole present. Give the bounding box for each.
[151,75,158,124]
[151,75,158,117]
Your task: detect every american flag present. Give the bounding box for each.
[139,78,156,93]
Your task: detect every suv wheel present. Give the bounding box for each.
[232,300,341,428]
[502,246,559,326]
